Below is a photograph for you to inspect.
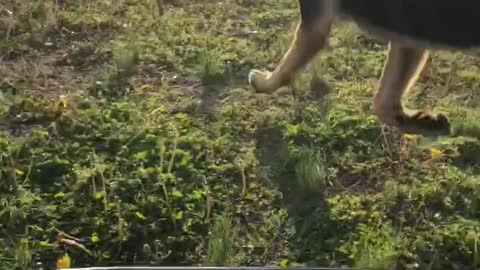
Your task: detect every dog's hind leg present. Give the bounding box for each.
[374,42,450,136]
[249,0,333,94]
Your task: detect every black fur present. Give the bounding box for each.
[298,0,324,25]
[337,0,480,48]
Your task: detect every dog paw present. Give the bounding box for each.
[248,69,276,94]
[395,111,451,136]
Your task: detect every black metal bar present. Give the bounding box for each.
[61,267,377,270]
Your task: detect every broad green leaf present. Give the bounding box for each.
[174,211,183,220]
[39,241,56,248]
[54,192,66,199]
[171,189,183,198]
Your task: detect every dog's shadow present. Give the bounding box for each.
[196,84,224,116]
[254,123,349,264]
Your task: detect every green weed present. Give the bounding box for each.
[2,1,480,269]
[206,214,235,266]
[349,224,403,269]
[198,37,225,84]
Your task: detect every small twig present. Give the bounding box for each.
[54,228,82,242]
[92,174,97,195]
[100,170,108,212]
[167,131,178,174]
[204,195,213,224]
[381,124,393,157]
[21,154,35,185]
[240,165,247,198]
[8,155,18,193]
[57,236,93,256]
[399,138,408,164]
[156,0,165,16]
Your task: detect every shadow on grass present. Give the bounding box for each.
[197,85,224,117]
[254,123,353,266]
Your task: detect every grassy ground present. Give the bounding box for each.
[2,1,480,269]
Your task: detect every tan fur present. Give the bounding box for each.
[374,44,429,130]
[249,0,335,93]
[249,19,333,94]
[249,1,452,135]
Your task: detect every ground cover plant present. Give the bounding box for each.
[1,1,480,269]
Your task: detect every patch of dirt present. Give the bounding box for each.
[0,36,109,138]
[1,45,105,101]
[330,171,385,195]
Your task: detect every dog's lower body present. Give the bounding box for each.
[249,0,480,136]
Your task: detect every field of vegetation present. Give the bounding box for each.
[2,1,480,269]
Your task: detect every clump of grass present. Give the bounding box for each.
[246,209,288,262]
[198,37,225,84]
[438,106,480,138]
[336,23,357,48]
[3,238,33,270]
[206,214,235,266]
[291,54,332,101]
[294,148,327,192]
[350,224,403,269]
[97,38,139,96]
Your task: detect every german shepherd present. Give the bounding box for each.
[248,0,480,136]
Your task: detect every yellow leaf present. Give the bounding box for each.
[403,134,416,141]
[46,205,57,211]
[135,211,147,221]
[150,106,167,115]
[56,253,71,269]
[430,148,442,159]
[58,95,68,109]
[138,84,153,91]
[91,233,100,243]
[94,192,104,200]
[279,259,289,268]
